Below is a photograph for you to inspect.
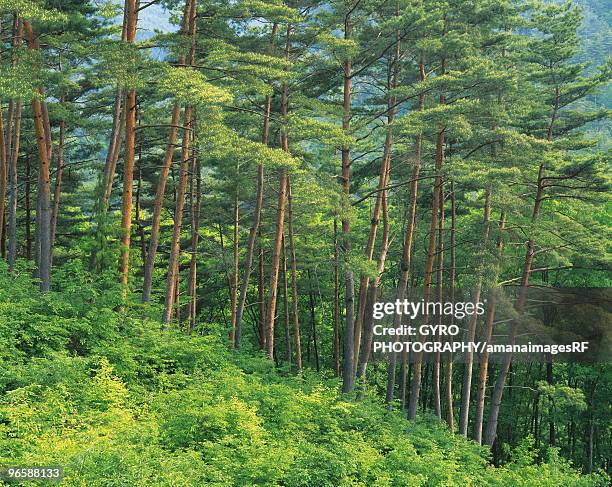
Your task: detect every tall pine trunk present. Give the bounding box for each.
[0,106,7,256]
[287,176,302,370]
[7,17,22,270]
[141,102,182,301]
[445,182,457,431]
[332,218,340,376]
[474,212,505,444]
[118,0,138,287]
[393,62,425,406]
[229,193,239,345]
[7,100,22,270]
[50,117,65,261]
[162,105,193,324]
[25,21,52,292]
[340,14,355,394]
[187,149,202,330]
[354,33,400,372]
[235,23,278,346]
[433,188,445,419]
[357,175,390,382]
[264,24,291,359]
[458,191,492,436]
[281,235,292,364]
[484,82,556,446]
[408,96,444,420]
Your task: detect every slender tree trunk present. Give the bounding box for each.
[265,166,287,357]
[118,0,139,287]
[287,176,302,370]
[135,123,146,264]
[7,17,22,269]
[25,21,52,292]
[142,0,195,300]
[433,188,445,419]
[187,151,201,331]
[484,238,535,446]
[3,17,20,261]
[264,24,291,359]
[50,117,65,262]
[484,98,552,445]
[357,177,390,383]
[141,102,181,301]
[0,106,7,257]
[307,268,320,371]
[234,107,268,345]
[340,14,355,394]
[445,182,456,431]
[229,193,239,345]
[7,100,21,271]
[235,23,277,346]
[354,34,400,371]
[333,218,340,376]
[408,92,445,420]
[393,62,425,406]
[474,212,505,444]
[99,89,124,217]
[25,155,31,260]
[281,235,292,365]
[353,123,392,366]
[258,231,266,349]
[459,191,492,436]
[96,0,134,220]
[162,106,193,325]
[547,359,556,446]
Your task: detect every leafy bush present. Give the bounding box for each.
[0,268,608,486]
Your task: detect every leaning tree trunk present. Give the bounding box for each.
[141,102,182,301]
[354,32,400,372]
[234,103,268,346]
[142,0,195,301]
[458,191,492,436]
[357,175,390,383]
[50,117,65,263]
[474,212,505,444]
[483,238,534,446]
[393,61,425,407]
[235,23,278,346]
[264,168,288,356]
[407,92,444,420]
[484,91,555,446]
[162,106,193,325]
[264,25,291,359]
[353,123,393,367]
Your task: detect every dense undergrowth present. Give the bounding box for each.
[0,262,608,486]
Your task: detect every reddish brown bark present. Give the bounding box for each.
[264,24,291,359]
[118,0,138,287]
[162,106,193,325]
